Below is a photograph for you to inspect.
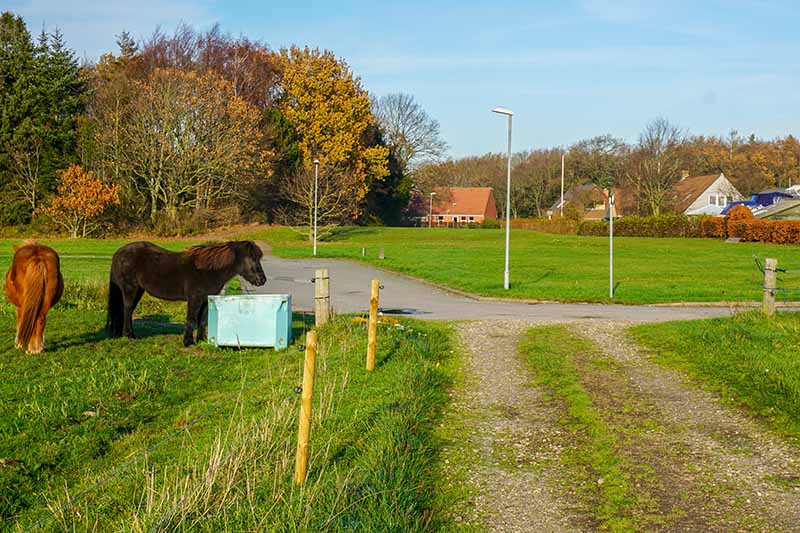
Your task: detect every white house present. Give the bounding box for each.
[674,172,742,216]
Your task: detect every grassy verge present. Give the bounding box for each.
[1,298,458,530]
[519,326,638,531]
[244,226,800,304]
[631,311,800,441]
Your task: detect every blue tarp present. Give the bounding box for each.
[720,191,794,215]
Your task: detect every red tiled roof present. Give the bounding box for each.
[432,187,496,217]
[673,174,720,213]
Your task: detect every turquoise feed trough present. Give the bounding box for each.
[207,294,292,349]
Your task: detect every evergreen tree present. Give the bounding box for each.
[0,14,85,221]
[0,12,37,222]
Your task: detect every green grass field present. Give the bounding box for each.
[250,227,800,304]
[1,297,457,530]
[632,312,800,441]
[0,238,203,284]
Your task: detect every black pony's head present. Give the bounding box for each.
[235,241,267,286]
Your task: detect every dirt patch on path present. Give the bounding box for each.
[573,321,800,532]
[442,321,587,532]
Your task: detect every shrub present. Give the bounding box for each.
[504,218,579,234]
[482,219,501,229]
[726,204,754,220]
[699,216,726,238]
[578,214,709,238]
[728,219,800,244]
[578,220,608,236]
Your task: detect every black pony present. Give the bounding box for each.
[106,240,267,346]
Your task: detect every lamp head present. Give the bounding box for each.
[313,159,320,165]
[492,107,513,116]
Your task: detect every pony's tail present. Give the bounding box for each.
[106,275,124,337]
[18,259,47,350]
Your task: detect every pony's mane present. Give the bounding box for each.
[183,242,236,270]
[13,240,39,252]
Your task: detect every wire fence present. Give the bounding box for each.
[753,255,800,303]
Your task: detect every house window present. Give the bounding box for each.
[709,195,728,206]
[438,216,444,221]
[469,216,475,221]
[461,216,467,221]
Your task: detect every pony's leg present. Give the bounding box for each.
[14,306,22,349]
[195,301,208,342]
[184,297,202,346]
[122,287,143,339]
[27,314,46,354]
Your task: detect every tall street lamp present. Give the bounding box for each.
[429,191,437,228]
[492,107,513,290]
[313,159,320,256]
[560,153,565,217]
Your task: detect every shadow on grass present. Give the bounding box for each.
[530,269,555,284]
[319,226,380,242]
[48,314,184,351]
[292,311,316,342]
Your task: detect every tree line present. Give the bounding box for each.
[413,118,800,219]
[0,14,447,235]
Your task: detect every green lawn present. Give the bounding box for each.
[248,226,800,304]
[631,312,800,441]
[0,238,203,283]
[1,300,457,530]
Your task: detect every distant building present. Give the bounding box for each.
[721,188,797,218]
[421,187,498,226]
[548,183,628,220]
[674,172,742,216]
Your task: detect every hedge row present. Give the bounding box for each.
[727,219,800,244]
[501,218,578,234]
[577,214,722,238]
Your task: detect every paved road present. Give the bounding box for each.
[245,255,728,322]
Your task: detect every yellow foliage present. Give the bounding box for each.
[277,46,388,202]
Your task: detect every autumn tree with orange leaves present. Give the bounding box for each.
[40,164,121,237]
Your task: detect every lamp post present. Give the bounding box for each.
[313,159,319,256]
[492,107,513,290]
[560,153,565,217]
[429,191,437,228]
[609,189,614,299]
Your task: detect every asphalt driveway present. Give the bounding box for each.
[246,255,728,322]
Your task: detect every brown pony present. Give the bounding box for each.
[4,241,64,354]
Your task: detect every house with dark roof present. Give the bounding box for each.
[673,172,742,215]
[421,187,497,226]
[548,183,629,220]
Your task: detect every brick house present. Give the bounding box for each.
[421,187,498,226]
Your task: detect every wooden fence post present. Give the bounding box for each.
[314,268,330,326]
[378,248,385,260]
[763,257,777,317]
[366,279,380,371]
[295,330,318,485]
[361,247,366,257]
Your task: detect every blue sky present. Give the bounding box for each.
[9,0,800,157]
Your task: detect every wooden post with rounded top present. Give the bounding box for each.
[314,268,330,326]
[295,330,318,485]
[763,258,777,317]
[366,279,380,371]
